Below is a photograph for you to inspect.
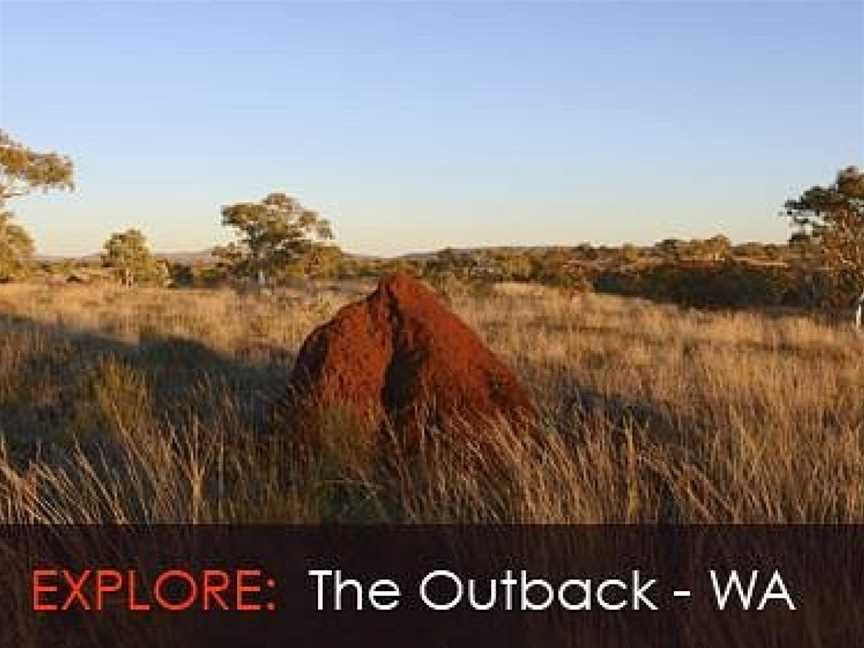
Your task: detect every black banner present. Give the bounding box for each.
[2,525,863,647]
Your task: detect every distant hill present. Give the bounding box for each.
[35,249,218,264]
[34,241,792,267]
[154,250,218,264]
[396,245,607,261]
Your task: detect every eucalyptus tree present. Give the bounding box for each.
[784,166,864,327]
[0,130,74,279]
[216,193,334,286]
[102,228,167,286]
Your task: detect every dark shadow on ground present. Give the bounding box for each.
[0,312,296,450]
[515,351,725,488]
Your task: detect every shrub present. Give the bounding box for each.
[596,262,797,308]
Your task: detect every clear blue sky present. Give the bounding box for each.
[0,1,861,256]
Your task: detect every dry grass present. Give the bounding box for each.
[0,280,862,523]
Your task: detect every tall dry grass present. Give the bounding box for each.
[0,280,862,523]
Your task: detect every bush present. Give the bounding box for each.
[168,262,195,287]
[596,262,798,308]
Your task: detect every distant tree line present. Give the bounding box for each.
[2,129,862,323]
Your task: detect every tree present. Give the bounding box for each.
[0,131,74,279]
[216,193,334,285]
[0,130,73,204]
[656,238,687,261]
[492,250,532,281]
[574,243,598,261]
[299,244,344,279]
[734,241,768,260]
[427,248,477,281]
[784,166,864,327]
[620,243,640,265]
[788,231,817,262]
[102,229,167,286]
[0,212,34,281]
[700,235,732,262]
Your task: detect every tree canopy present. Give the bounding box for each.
[0,131,74,280]
[102,228,167,285]
[785,166,864,325]
[784,166,864,285]
[0,212,34,281]
[216,192,335,283]
[0,130,74,206]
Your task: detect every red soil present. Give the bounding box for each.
[289,272,533,438]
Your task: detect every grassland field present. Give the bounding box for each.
[0,279,862,524]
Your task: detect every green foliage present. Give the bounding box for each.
[167,262,195,287]
[216,192,335,283]
[295,243,344,279]
[102,228,168,285]
[597,262,798,308]
[492,251,533,281]
[0,130,73,205]
[655,238,687,261]
[425,248,477,280]
[422,247,594,293]
[654,236,731,263]
[620,243,640,264]
[0,131,74,282]
[378,258,421,277]
[784,166,864,289]
[698,235,732,261]
[197,265,230,287]
[762,244,783,261]
[574,243,598,261]
[733,242,772,260]
[0,211,35,281]
[426,270,464,301]
[527,249,590,290]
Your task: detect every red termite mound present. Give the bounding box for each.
[289,272,533,439]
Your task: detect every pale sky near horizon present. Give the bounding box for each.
[0,1,862,257]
